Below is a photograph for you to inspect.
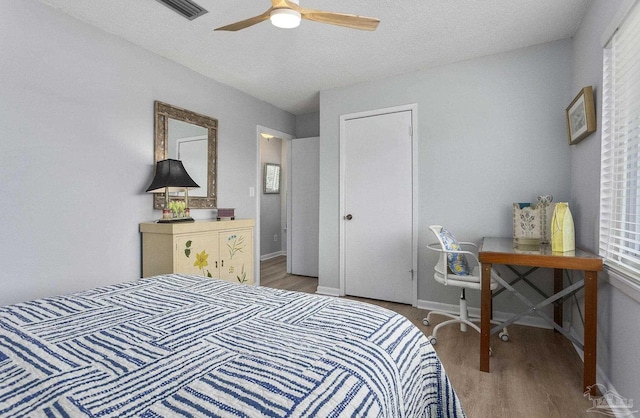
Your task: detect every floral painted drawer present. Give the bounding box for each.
[141,219,255,285]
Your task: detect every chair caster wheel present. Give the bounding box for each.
[428,335,437,345]
[499,331,509,342]
[423,318,430,326]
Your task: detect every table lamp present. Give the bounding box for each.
[146,159,199,222]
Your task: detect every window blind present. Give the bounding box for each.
[600,1,640,281]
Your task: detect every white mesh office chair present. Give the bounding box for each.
[423,225,509,345]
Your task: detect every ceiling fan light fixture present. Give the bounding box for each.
[270,8,301,29]
[214,0,378,32]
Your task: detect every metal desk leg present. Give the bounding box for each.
[554,268,563,332]
[480,263,492,372]
[584,270,598,394]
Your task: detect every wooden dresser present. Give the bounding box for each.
[140,219,255,284]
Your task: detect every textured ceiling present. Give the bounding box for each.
[37,0,591,115]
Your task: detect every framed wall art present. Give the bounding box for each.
[263,163,281,194]
[565,86,596,145]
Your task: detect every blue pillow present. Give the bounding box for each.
[440,229,470,275]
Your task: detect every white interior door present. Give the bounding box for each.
[342,110,414,304]
[288,137,320,277]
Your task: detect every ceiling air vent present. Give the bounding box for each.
[155,0,208,20]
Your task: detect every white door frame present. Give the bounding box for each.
[339,104,419,306]
[256,125,294,286]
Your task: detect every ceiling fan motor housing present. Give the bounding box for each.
[271,0,301,28]
[271,9,301,28]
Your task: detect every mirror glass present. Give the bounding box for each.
[168,119,208,198]
[154,101,217,209]
[263,163,281,194]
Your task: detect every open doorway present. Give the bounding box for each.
[259,133,287,259]
[256,126,320,284]
[256,126,292,284]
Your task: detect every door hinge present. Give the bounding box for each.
[410,269,415,280]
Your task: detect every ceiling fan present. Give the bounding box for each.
[214,0,380,32]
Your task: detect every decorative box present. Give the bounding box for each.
[513,203,542,245]
[536,194,555,244]
[216,208,235,220]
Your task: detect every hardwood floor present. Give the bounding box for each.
[260,256,594,418]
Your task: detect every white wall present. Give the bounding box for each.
[569,0,640,404]
[319,39,572,311]
[295,112,320,138]
[0,0,295,306]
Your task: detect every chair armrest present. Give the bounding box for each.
[427,242,481,268]
[458,242,480,265]
[463,251,480,266]
[446,248,478,259]
[445,248,481,267]
[428,242,478,259]
[458,241,479,250]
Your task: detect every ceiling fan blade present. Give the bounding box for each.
[271,0,290,8]
[216,1,379,32]
[296,7,379,31]
[215,9,271,31]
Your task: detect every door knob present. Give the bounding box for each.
[344,214,353,220]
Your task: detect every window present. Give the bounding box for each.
[599,1,640,281]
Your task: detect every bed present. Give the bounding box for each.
[0,274,465,417]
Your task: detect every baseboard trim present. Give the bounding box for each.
[590,380,637,418]
[316,286,340,297]
[566,328,635,417]
[586,366,637,417]
[416,299,554,329]
[260,251,286,261]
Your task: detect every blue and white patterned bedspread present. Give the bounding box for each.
[0,274,465,417]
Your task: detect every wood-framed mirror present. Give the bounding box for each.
[153,101,218,209]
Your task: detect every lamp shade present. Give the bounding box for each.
[146,159,200,193]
